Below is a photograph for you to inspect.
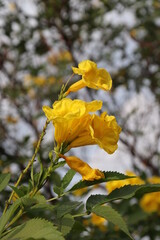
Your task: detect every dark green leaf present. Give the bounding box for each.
[62,169,76,189]
[68,171,134,192]
[0,200,21,237]
[53,186,63,197]
[86,184,160,211]
[55,201,82,219]
[127,207,148,225]
[58,214,75,236]
[92,205,133,239]
[0,173,11,192]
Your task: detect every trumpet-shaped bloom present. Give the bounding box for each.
[42,98,102,146]
[61,155,105,181]
[66,60,112,94]
[69,112,121,154]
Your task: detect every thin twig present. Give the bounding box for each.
[3,119,50,214]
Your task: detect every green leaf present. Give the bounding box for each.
[58,214,75,236]
[31,203,55,212]
[1,218,64,240]
[20,197,38,208]
[53,186,63,197]
[33,193,46,204]
[9,185,25,198]
[55,201,82,219]
[0,173,11,192]
[52,161,66,171]
[0,200,21,237]
[62,169,76,189]
[86,184,160,211]
[68,171,134,192]
[68,220,86,237]
[127,206,148,225]
[92,205,133,239]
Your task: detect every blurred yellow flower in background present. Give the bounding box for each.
[73,187,88,196]
[48,50,72,65]
[60,155,104,181]
[8,2,16,12]
[91,213,107,232]
[106,171,144,193]
[6,116,18,124]
[147,176,160,184]
[140,176,160,214]
[25,75,46,87]
[66,60,112,94]
[24,75,56,88]
[47,76,56,85]
[140,192,160,214]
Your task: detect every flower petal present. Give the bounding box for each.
[43,98,102,147]
[90,113,121,154]
[42,106,54,121]
[66,79,86,95]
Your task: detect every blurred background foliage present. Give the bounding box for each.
[0,0,160,239]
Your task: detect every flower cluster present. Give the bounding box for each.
[43,60,121,181]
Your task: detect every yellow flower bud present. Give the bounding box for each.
[60,155,104,181]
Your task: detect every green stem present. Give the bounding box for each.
[72,212,87,218]
[5,209,23,229]
[3,119,50,214]
[47,192,66,202]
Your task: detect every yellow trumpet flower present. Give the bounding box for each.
[69,112,121,154]
[66,60,112,94]
[42,98,102,148]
